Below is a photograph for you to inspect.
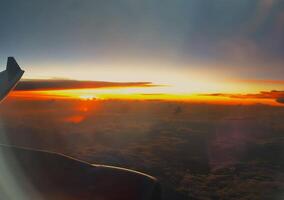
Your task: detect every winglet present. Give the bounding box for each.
[0,57,24,102]
[7,57,23,74]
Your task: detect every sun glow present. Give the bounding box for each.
[79,95,97,101]
[7,76,284,106]
[9,87,283,107]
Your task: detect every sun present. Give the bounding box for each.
[79,95,96,101]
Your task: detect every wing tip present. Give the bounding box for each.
[6,56,24,73]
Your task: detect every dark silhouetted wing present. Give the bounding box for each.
[0,57,24,101]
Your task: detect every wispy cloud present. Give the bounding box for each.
[201,90,284,105]
[15,79,159,91]
[201,90,284,99]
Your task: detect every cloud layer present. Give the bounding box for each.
[15,79,157,91]
[201,90,284,104]
[276,97,284,104]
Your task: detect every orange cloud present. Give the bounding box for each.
[64,115,85,123]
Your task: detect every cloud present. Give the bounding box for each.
[276,97,284,104]
[201,90,284,104]
[15,79,158,91]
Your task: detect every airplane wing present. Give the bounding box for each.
[0,58,162,200]
[0,57,24,101]
[0,145,161,200]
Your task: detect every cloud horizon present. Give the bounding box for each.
[200,90,284,105]
[15,79,159,91]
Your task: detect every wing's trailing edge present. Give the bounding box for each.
[0,57,24,101]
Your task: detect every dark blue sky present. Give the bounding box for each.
[0,0,283,81]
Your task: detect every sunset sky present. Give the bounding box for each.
[0,2,284,199]
[0,0,284,105]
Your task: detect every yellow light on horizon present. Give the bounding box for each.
[79,95,97,101]
[9,88,284,107]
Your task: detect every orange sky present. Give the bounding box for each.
[10,86,284,107]
[7,77,284,107]
[2,0,284,107]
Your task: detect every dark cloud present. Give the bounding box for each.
[276,97,284,104]
[1,98,283,199]
[201,90,284,103]
[15,79,158,91]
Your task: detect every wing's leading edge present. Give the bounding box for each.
[0,145,161,200]
[0,57,24,101]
